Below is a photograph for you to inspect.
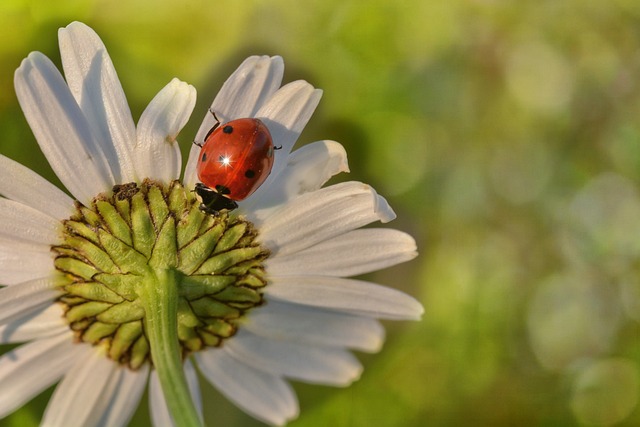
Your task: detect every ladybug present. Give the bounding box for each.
[195,112,276,215]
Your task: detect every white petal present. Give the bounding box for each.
[184,55,284,187]
[14,52,115,204]
[0,276,59,325]
[0,235,50,255]
[196,347,298,426]
[267,275,424,320]
[372,186,397,223]
[95,364,149,427]
[0,304,67,343]
[250,81,322,197]
[245,300,385,353]
[267,228,417,277]
[0,197,60,245]
[197,55,285,139]
[226,329,362,386]
[59,21,137,183]
[0,246,53,286]
[42,346,118,427]
[135,78,196,183]
[0,155,73,219]
[149,359,203,427]
[242,140,349,217]
[0,331,77,418]
[257,181,394,255]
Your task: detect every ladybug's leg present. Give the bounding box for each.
[194,110,224,148]
[208,109,221,124]
[201,110,223,143]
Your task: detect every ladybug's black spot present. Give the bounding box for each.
[223,125,233,134]
[245,169,256,179]
[201,152,207,162]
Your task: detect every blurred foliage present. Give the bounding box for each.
[2,0,640,426]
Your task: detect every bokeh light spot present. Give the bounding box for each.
[570,358,639,426]
[506,40,574,114]
[527,271,622,371]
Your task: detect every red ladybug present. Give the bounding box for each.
[195,113,276,215]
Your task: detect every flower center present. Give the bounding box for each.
[52,180,268,369]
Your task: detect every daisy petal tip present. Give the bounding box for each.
[405,297,425,321]
[262,54,284,70]
[324,140,350,173]
[371,339,385,353]
[154,78,198,127]
[56,22,72,38]
[15,52,59,91]
[61,21,91,32]
[271,412,295,427]
[331,354,364,387]
[238,54,282,79]
[57,21,101,52]
[366,324,387,353]
[371,188,396,223]
[340,364,364,387]
[16,51,39,72]
[167,77,197,99]
[288,80,321,97]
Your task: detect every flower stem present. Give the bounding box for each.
[140,268,202,427]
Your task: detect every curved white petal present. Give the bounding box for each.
[196,347,298,426]
[0,197,60,245]
[0,304,67,344]
[0,276,59,325]
[251,81,322,196]
[0,155,73,219]
[0,331,77,418]
[0,247,53,286]
[135,78,196,183]
[226,329,362,386]
[149,359,203,427]
[242,140,349,217]
[245,300,385,352]
[41,346,118,427]
[14,52,115,204]
[372,185,396,223]
[257,181,395,255]
[185,55,284,187]
[0,235,51,255]
[267,228,417,277]
[95,364,149,427]
[267,275,424,320]
[59,21,137,183]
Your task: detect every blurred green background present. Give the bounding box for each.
[1,0,640,426]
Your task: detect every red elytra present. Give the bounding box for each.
[195,117,275,215]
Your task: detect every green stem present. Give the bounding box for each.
[140,268,202,427]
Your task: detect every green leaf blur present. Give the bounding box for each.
[2,0,640,426]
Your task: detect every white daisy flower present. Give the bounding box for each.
[0,21,423,427]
